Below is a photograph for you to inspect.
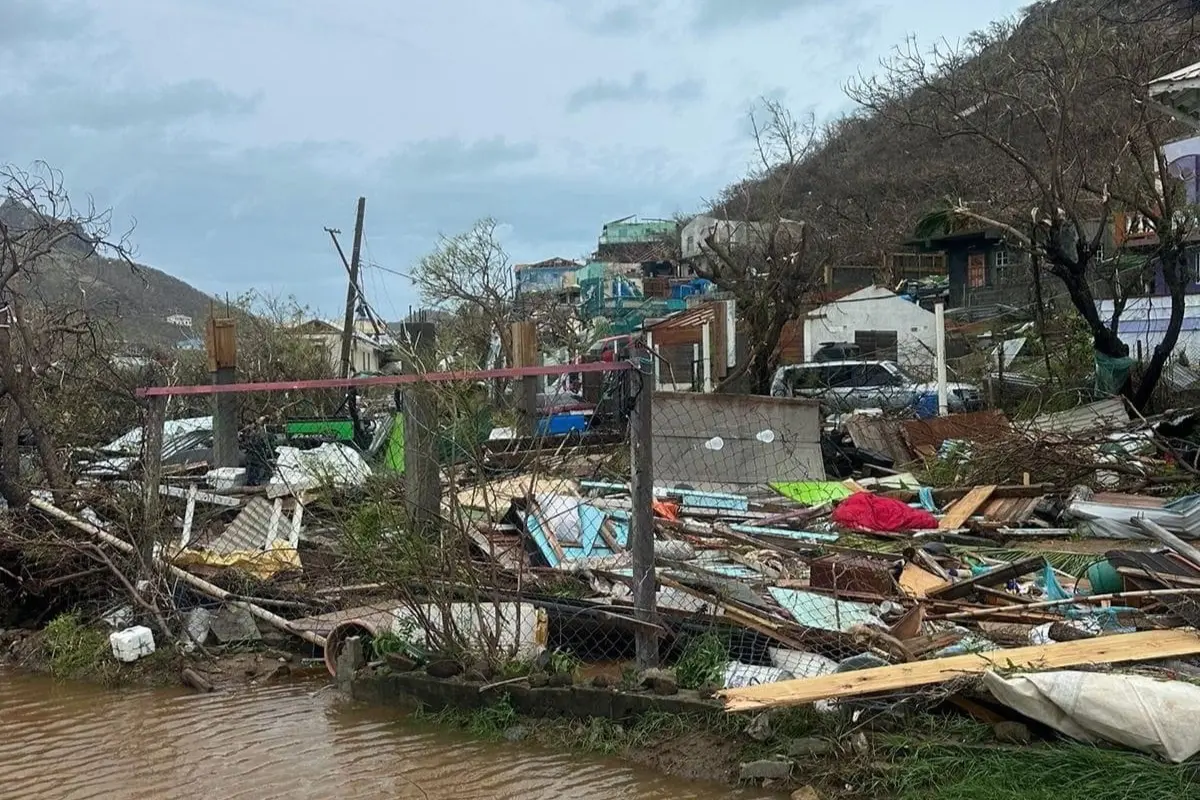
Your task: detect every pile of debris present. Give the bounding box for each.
[9,388,1200,768]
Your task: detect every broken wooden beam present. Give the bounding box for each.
[925,555,1045,602]
[718,629,1200,712]
[938,484,997,530]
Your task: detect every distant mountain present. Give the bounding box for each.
[0,199,216,348]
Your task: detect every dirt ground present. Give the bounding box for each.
[0,626,325,691]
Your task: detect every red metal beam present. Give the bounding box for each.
[136,360,632,398]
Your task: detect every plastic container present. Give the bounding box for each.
[109,625,156,663]
[1085,560,1123,594]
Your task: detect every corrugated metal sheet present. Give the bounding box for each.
[845,415,913,465]
[653,306,713,330]
[768,587,881,633]
[901,410,1011,454]
[207,498,281,554]
[103,416,213,459]
[1026,399,1129,436]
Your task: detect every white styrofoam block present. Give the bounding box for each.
[109,625,156,663]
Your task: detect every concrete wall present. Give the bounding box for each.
[652,392,825,491]
[803,286,938,375]
[351,669,720,721]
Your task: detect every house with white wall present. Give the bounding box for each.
[803,286,938,376]
[292,319,385,375]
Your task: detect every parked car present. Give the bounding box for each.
[769,360,983,413]
[583,334,635,363]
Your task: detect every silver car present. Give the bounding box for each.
[769,360,982,413]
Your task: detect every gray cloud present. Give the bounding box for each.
[388,137,539,180]
[0,111,711,311]
[0,0,1026,317]
[1,78,259,132]
[0,0,88,47]
[585,3,656,35]
[691,0,829,33]
[566,72,704,112]
[544,0,661,36]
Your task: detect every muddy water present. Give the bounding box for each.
[0,671,783,800]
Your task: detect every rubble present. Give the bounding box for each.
[9,357,1200,777]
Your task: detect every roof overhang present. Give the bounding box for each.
[1150,61,1200,130]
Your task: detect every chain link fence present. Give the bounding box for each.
[129,340,975,707]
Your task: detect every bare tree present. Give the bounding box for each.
[413,218,588,369]
[849,4,1200,409]
[0,163,140,504]
[695,100,830,394]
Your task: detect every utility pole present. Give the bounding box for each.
[338,197,366,379]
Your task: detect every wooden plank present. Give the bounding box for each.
[159,483,243,508]
[938,484,996,530]
[719,629,1200,712]
[898,563,946,598]
[597,517,624,553]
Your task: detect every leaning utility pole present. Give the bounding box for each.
[338,197,367,379]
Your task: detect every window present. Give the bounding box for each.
[1189,249,1200,284]
[853,364,900,387]
[825,365,856,389]
[993,247,1013,284]
[968,252,987,288]
[790,366,828,392]
[854,330,899,362]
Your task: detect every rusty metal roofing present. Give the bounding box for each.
[646,303,718,331]
[901,410,1012,454]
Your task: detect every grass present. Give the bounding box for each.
[466,694,519,737]
[406,680,1199,799]
[40,611,175,687]
[673,633,727,690]
[868,742,1198,800]
[43,612,111,681]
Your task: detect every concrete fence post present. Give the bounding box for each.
[401,322,441,537]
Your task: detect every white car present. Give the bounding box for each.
[769,360,982,413]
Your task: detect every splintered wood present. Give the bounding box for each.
[938,484,996,530]
[718,629,1200,712]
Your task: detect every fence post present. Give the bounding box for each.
[511,321,538,435]
[207,315,239,468]
[935,301,948,416]
[402,322,441,536]
[629,344,659,669]
[141,393,166,567]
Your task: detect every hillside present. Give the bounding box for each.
[719,0,1200,270]
[0,199,216,349]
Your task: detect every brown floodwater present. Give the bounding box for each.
[0,670,785,800]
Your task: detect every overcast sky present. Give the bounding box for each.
[0,0,1028,320]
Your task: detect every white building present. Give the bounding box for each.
[1150,61,1200,130]
[1098,296,1200,364]
[803,286,939,375]
[679,215,806,263]
[292,319,385,375]
[166,313,193,328]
